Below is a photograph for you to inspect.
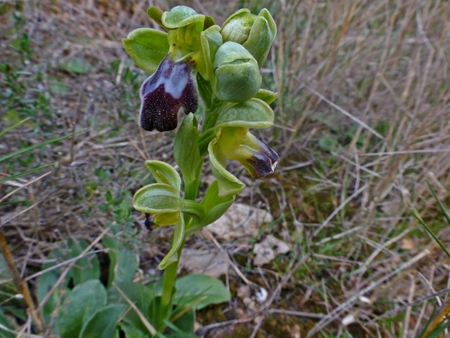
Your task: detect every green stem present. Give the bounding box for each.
[159,238,185,329]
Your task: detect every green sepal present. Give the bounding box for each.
[174,114,201,183]
[255,88,278,104]
[133,183,182,214]
[208,137,245,198]
[243,8,277,67]
[198,25,222,81]
[182,199,205,220]
[154,212,181,226]
[159,217,185,269]
[162,6,204,29]
[145,160,181,192]
[216,98,274,129]
[122,28,169,74]
[147,6,164,27]
[204,15,216,29]
[185,181,234,236]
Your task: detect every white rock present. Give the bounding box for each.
[178,247,229,278]
[206,203,273,240]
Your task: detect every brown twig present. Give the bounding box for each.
[0,231,44,333]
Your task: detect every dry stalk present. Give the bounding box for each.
[421,300,450,337]
[0,231,44,333]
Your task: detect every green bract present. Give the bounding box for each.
[213,41,261,102]
[122,28,169,75]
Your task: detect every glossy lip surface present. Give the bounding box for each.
[139,56,198,132]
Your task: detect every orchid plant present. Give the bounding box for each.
[123,5,278,331]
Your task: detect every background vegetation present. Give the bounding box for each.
[1,0,450,336]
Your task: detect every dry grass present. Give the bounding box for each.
[1,0,450,336]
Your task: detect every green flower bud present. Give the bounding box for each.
[221,8,277,67]
[221,9,256,45]
[213,41,262,102]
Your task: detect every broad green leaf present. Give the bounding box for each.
[174,274,231,310]
[174,114,202,183]
[159,217,185,270]
[57,280,106,338]
[121,324,147,338]
[145,160,181,191]
[133,183,182,214]
[122,28,169,74]
[161,6,204,29]
[166,308,196,337]
[216,98,274,129]
[208,141,244,198]
[67,239,100,285]
[79,304,126,338]
[107,281,155,335]
[103,237,138,287]
[38,239,99,324]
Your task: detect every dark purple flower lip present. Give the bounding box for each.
[139,56,198,132]
[245,140,279,178]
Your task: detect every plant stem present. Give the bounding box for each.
[159,238,185,329]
